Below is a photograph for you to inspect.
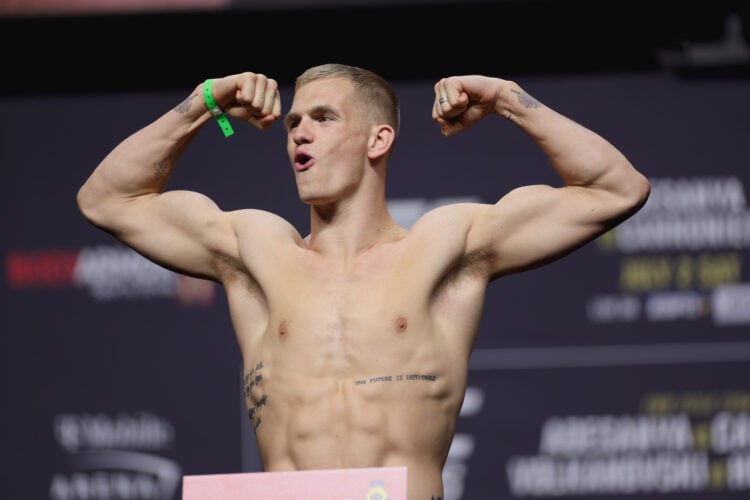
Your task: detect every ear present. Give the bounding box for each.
[367,124,396,161]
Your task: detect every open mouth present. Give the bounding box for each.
[294,152,313,171]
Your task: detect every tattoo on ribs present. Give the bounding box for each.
[354,373,437,386]
[244,360,266,431]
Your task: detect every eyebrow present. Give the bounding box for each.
[284,105,338,130]
[283,112,300,131]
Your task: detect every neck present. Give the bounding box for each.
[305,198,404,257]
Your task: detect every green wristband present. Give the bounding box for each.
[203,78,234,138]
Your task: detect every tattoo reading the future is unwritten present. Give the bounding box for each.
[244,360,266,431]
[355,374,437,386]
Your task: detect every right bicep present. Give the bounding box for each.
[97,190,239,282]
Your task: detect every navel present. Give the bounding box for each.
[394,316,408,333]
[279,320,290,340]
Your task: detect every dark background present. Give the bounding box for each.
[2,1,749,499]
[2,0,749,95]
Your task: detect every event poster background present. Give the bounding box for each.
[2,49,749,500]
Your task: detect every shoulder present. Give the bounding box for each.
[228,209,302,241]
[408,202,487,240]
[398,202,490,266]
[218,209,301,283]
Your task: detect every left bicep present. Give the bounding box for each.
[466,184,619,279]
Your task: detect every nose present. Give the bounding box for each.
[291,118,312,145]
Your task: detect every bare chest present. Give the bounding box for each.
[231,237,480,383]
[265,257,431,368]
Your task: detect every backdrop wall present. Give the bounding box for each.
[1,69,749,499]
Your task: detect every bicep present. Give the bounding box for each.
[466,184,618,278]
[102,190,238,281]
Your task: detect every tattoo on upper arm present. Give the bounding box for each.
[152,151,178,180]
[153,160,169,180]
[244,360,267,432]
[511,88,541,109]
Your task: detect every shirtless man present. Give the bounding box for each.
[77,63,650,499]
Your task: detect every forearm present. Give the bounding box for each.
[77,83,211,219]
[498,81,647,197]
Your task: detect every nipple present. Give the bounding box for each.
[279,320,289,340]
[394,316,408,333]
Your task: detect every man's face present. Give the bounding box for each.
[285,77,372,206]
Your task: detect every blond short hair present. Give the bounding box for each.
[296,63,400,136]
